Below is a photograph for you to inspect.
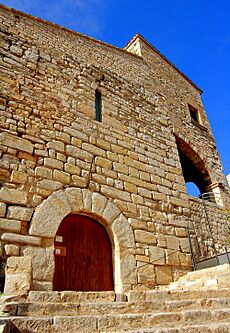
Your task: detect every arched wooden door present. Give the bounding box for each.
[53,214,114,291]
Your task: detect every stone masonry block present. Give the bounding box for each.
[155,266,173,285]
[134,230,157,245]
[7,206,33,221]
[0,132,34,154]
[0,218,21,232]
[0,187,28,205]
[149,246,165,265]
[4,256,32,294]
[0,203,6,217]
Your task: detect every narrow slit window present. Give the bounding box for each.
[95,90,102,122]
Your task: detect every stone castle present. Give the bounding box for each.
[0,4,229,297]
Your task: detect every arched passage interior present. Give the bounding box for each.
[176,136,212,196]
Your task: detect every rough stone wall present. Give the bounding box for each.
[0,5,229,292]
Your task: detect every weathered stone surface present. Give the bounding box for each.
[54,316,97,333]
[102,200,121,224]
[111,214,135,248]
[10,170,27,184]
[21,246,54,281]
[37,179,63,191]
[166,236,180,251]
[4,256,32,294]
[65,188,83,212]
[0,132,33,153]
[7,206,33,221]
[47,140,65,152]
[1,233,41,246]
[149,246,165,265]
[82,189,92,211]
[135,230,157,245]
[53,170,70,184]
[0,218,21,232]
[155,266,173,285]
[0,188,28,205]
[4,244,19,256]
[0,203,6,217]
[92,192,107,215]
[29,190,71,237]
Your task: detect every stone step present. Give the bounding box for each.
[8,296,230,317]
[102,322,230,333]
[128,288,230,302]
[28,290,116,303]
[7,308,230,333]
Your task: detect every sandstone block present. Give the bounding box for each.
[7,206,33,221]
[124,182,137,193]
[92,192,107,215]
[0,132,33,154]
[65,188,83,212]
[37,179,63,191]
[155,266,173,285]
[102,200,121,224]
[0,203,6,217]
[54,316,97,333]
[95,156,112,169]
[29,190,71,237]
[66,145,92,162]
[4,256,32,294]
[179,253,192,267]
[44,157,63,170]
[179,238,190,253]
[165,249,180,265]
[1,233,41,246]
[64,163,80,175]
[35,166,52,179]
[4,244,20,256]
[0,187,28,205]
[47,140,64,152]
[149,246,165,265]
[10,170,27,184]
[71,175,87,187]
[53,170,70,184]
[82,189,92,211]
[134,230,157,245]
[113,162,129,174]
[166,235,180,251]
[101,185,131,202]
[21,246,54,281]
[111,214,135,248]
[175,227,187,237]
[0,218,21,232]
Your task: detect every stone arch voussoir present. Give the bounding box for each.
[29,188,136,293]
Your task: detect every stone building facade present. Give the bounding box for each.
[0,5,229,295]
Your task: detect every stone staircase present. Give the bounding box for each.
[0,265,230,332]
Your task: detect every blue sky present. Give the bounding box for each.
[1,0,229,178]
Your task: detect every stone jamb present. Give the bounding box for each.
[28,188,136,294]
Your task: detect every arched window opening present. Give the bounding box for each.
[176,136,213,201]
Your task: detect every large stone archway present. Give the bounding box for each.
[29,188,137,293]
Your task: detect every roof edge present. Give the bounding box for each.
[125,33,203,94]
[0,4,141,60]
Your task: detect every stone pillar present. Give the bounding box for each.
[4,256,32,295]
[206,182,227,207]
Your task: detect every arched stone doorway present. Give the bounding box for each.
[53,214,114,291]
[29,188,136,293]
